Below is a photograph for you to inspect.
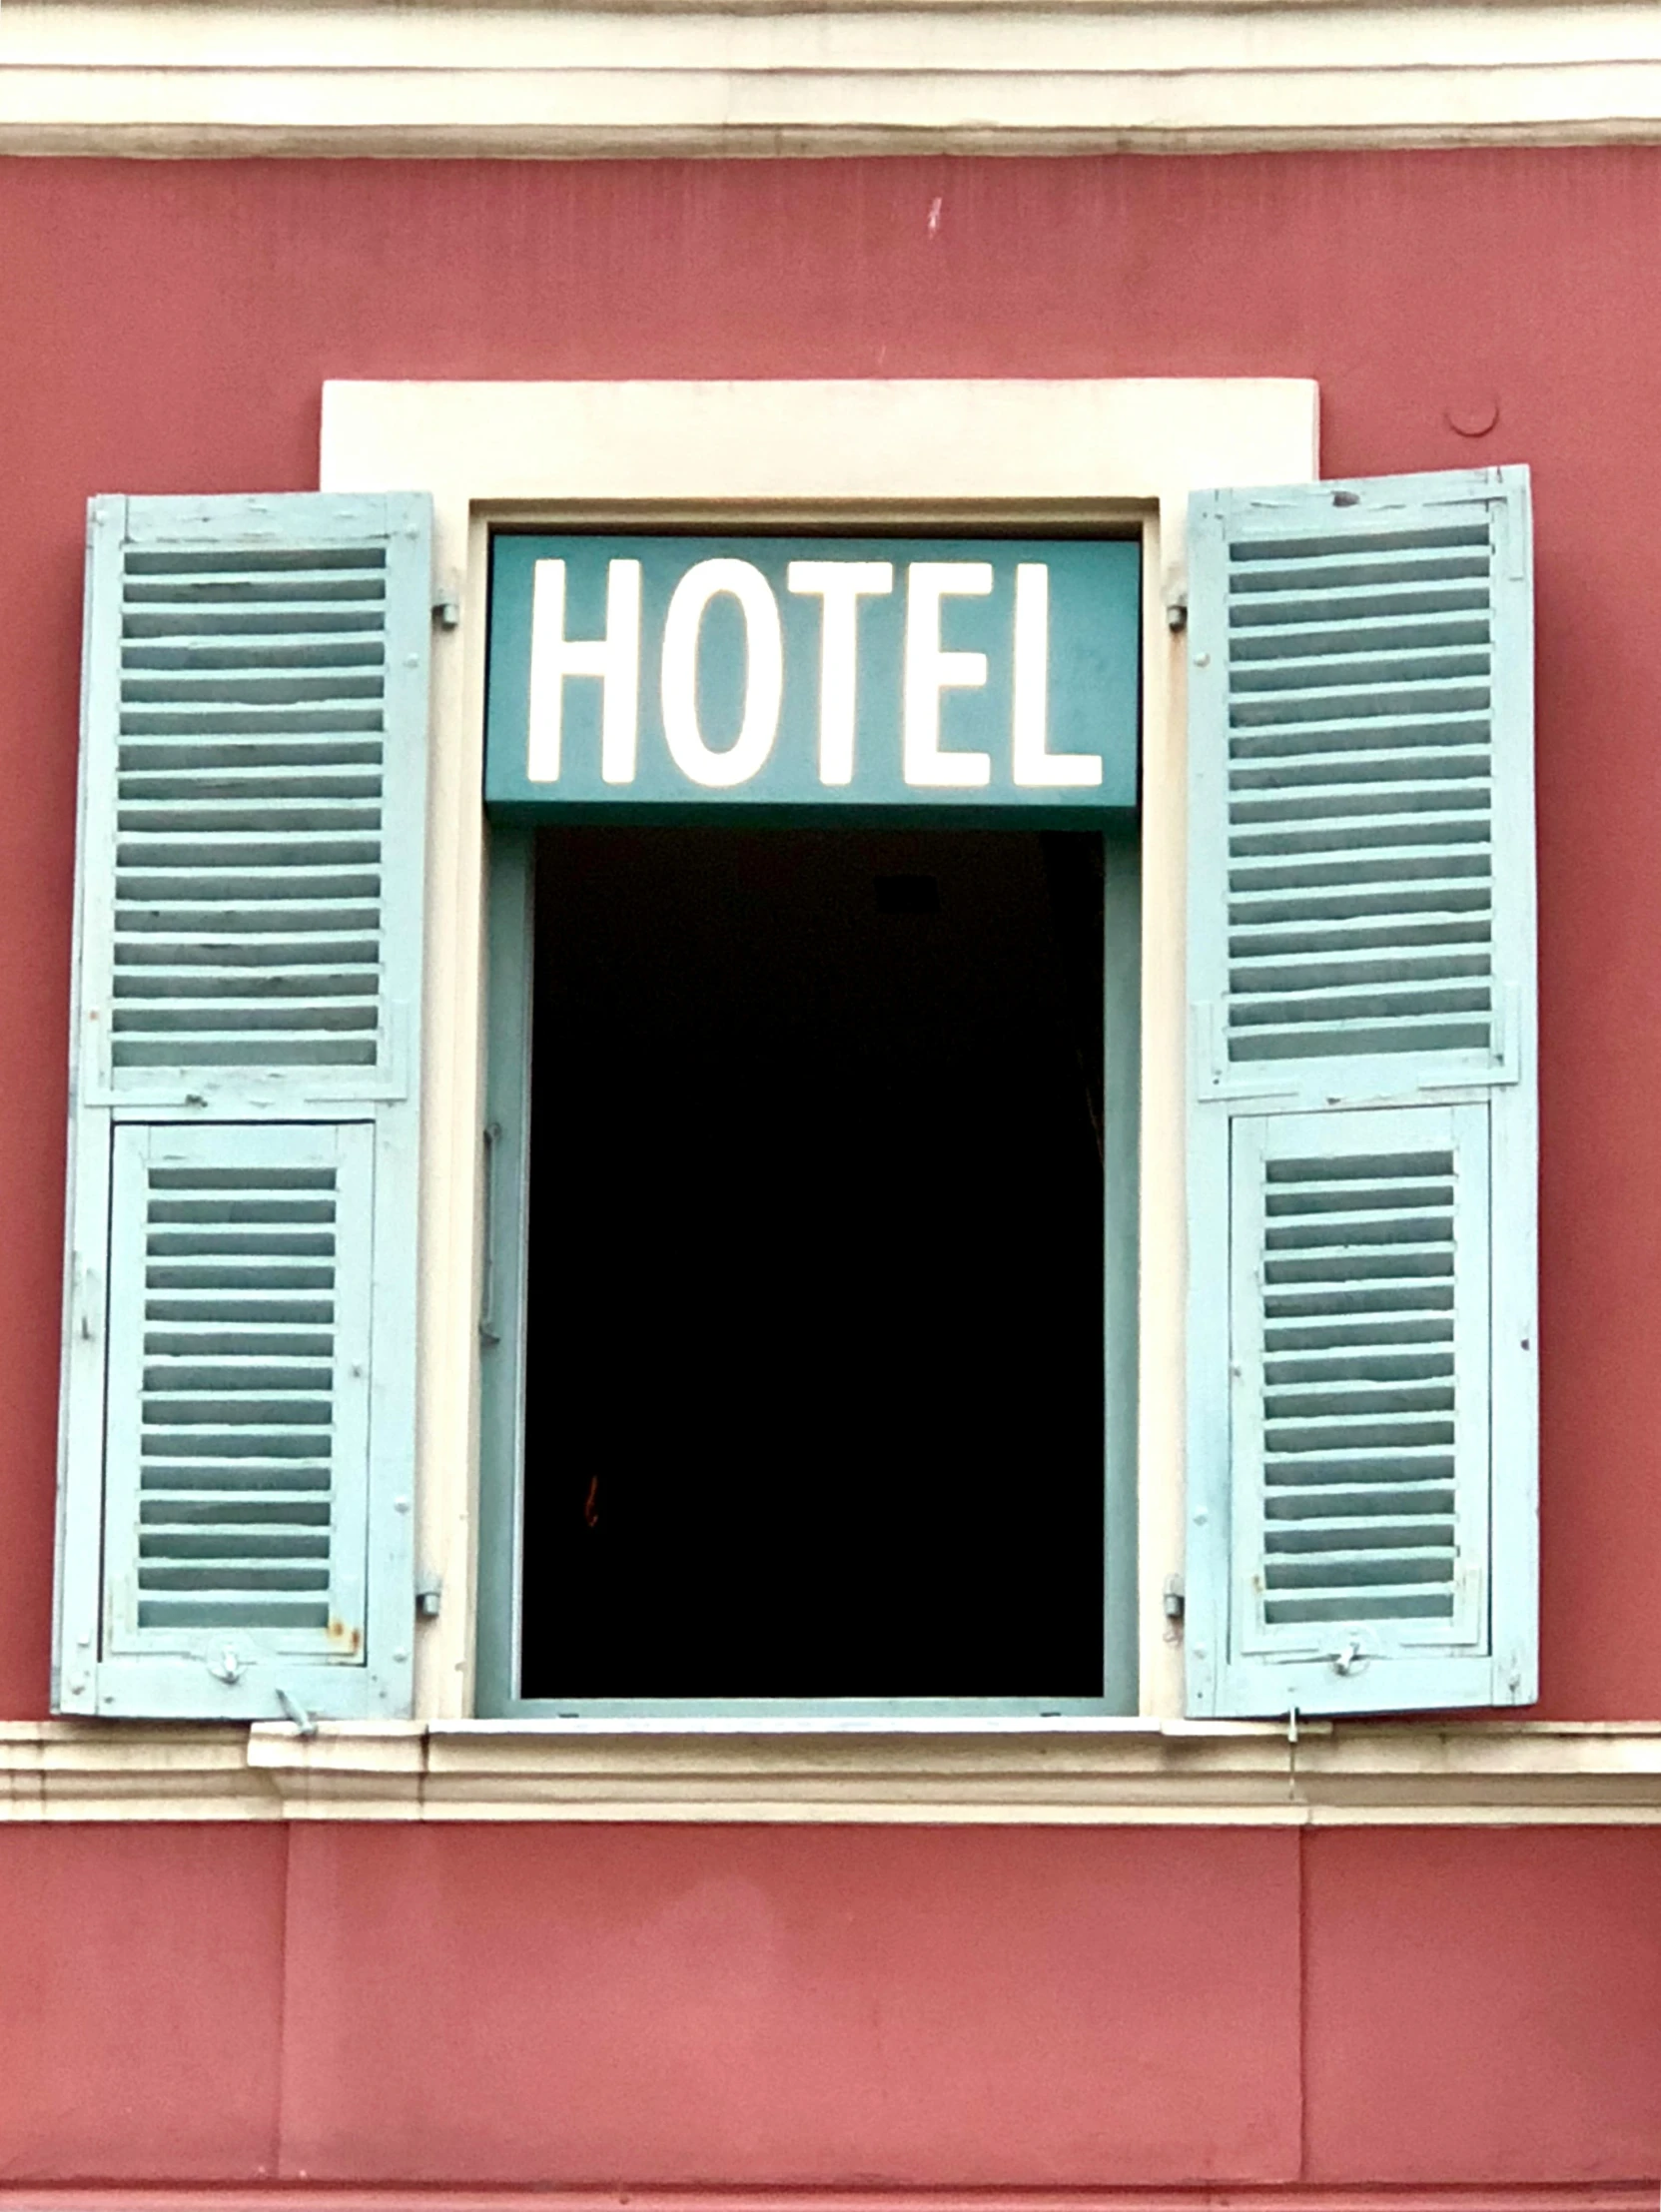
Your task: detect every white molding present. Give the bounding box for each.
[318,375,1318,1726]
[0,1723,273,1820]
[9,1719,1661,1823]
[9,1,1661,155]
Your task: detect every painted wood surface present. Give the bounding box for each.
[1185,467,1537,1717]
[55,492,432,1719]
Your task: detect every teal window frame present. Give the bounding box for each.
[474,814,1141,1722]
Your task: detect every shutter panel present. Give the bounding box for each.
[1185,467,1536,1718]
[54,492,431,1720]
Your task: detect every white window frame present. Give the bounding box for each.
[319,376,1319,1725]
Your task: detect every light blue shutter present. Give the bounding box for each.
[54,492,431,1720]
[1185,467,1536,1718]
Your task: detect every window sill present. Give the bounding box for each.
[5,1719,1661,1824]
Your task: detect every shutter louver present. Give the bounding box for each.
[1230,1102,1491,1683]
[1255,1146,1461,1627]
[1186,469,1537,1719]
[114,541,392,1077]
[1224,519,1497,1069]
[55,493,430,1721]
[105,1122,374,1662]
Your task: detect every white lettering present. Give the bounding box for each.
[1012,563,1103,789]
[661,559,783,789]
[526,558,642,785]
[786,560,894,786]
[903,562,993,789]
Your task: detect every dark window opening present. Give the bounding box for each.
[518,826,1107,1701]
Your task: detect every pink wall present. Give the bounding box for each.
[0,150,1655,1718]
[1,150,1660,2193]
[1,1823,1659,2187]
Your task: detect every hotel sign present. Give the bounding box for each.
[484,533,1140,816]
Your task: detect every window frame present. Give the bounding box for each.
[318,376,1321,1725]
[473,809,1142,1721]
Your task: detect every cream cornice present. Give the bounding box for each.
[7,1720,1661,1823]
[8,1,1661,157]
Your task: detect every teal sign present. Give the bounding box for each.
[485,534,1139,818]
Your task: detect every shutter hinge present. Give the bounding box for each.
[74,1260,102,1342]
[478,1119,502,1346]
[1165,592,1188,633]
[1163,1573,1186,1624]
[415,1572,443,1622]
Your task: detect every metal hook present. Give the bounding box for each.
[276,1688,318,1739]
[1286,1701,1299,1803]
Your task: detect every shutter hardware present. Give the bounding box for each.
[415,1573,443,1621]
[277,1687,318,1738]
[478,1121,503,1345]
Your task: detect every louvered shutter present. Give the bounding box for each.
[54,492,431,1720]
[1184,467,1537,1718]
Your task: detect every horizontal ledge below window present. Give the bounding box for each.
[6,1720,1661,1824]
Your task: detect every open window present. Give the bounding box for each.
[473,530,1143,1716]
[478,819,1140,1715]
[51,457,1538,1728]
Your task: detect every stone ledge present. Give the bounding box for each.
[7,1718,1661,1823]
[8,0,1661,157]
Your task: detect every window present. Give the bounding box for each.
[50,382,1538,1730]
[474,527,1142,1717]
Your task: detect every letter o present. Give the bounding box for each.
[660,559,783,789]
